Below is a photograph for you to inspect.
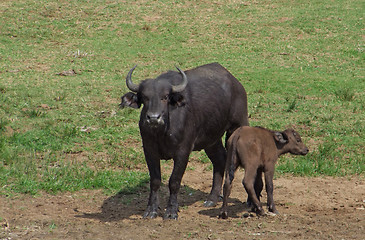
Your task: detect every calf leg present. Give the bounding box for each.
[254,169,264,200]
[204,140,226,207]
[264,165,278,214]
[243,166,265,216]
[246,168,263,209]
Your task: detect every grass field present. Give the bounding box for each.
[0,0,364,196]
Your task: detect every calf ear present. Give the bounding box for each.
[120,92,141,109]
[274,131,288,144]
[170,93,186,107]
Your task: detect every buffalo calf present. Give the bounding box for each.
[219,126,308,219]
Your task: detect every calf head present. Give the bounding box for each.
[274,129,309,155]
[120,65,187,128]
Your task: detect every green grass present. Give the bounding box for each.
[0,152,149,195]
[0,0,364,195]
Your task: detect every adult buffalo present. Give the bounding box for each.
[120,63,248,219]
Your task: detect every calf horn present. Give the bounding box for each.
[126,65,140,92]
[172,66,188,93]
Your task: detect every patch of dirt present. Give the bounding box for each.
[1,162,364,240]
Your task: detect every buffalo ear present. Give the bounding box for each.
[120,92,141,109]
[170,93,185,107]
[274,131,288,144]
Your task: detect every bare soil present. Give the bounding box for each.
[1,162,364,240]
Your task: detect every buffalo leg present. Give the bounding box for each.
[143,155,161,219]
[163,152,189,220]
[204,140,226,207]
[264,165,278,214]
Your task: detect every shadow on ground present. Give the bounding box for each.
[76,183,235,221]
[77,183,247,221]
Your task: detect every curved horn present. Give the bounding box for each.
[172,66,188,92]
[126,65,139,92]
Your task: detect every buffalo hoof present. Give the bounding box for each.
[203,200,217,207]
[219,211,228,219]
[163,206,179,220]
[143,210,158,219]
[163,212,178,220]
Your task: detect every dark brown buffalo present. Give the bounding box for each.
[120,63,248,219]
[219,126,309,219]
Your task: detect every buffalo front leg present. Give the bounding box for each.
[204,140,226,207]
[143,156,161,219]
[163,153,189,220]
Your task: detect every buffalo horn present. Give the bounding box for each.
[172,66,188,93]
[126,65,139,92]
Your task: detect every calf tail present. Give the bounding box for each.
[226,131,241,183]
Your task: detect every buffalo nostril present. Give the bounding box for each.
[147,114,160,120]
[146,113,163,125]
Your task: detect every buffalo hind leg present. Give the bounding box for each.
[204,140,226,207]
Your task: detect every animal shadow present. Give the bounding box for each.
[76,183,210,221]
[198,198,252,219]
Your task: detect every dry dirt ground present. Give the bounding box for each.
[1,162,364,240]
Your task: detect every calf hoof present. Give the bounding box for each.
[143,210,158,219]
[256,209,265,216]
[268,209,279,216]
[266,211,278,217]
[243,201,253,211]
[268,207,279,215]
[252,206,265,216]
[203,200,217,207]
[219,211,228,219]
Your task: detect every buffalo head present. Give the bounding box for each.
[120,65,188,127]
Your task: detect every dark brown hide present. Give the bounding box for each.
[220,126,308,219]
[121,63,249,219]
